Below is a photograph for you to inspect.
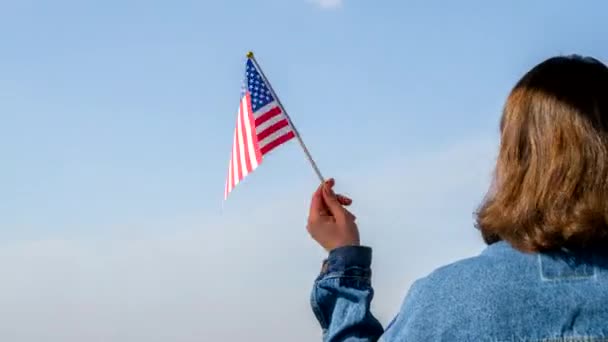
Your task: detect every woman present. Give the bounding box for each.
[307,55,608,341]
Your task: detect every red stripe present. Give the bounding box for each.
[234,125,243,183]
[231,133,237,188]
[257,119,289,141]
[254,106,282,127]
[260,131,295,155]
[245,95,263,164]
[229,141,235,192]
[239,100,253,173]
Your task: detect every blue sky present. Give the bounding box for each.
[1,0,607,340]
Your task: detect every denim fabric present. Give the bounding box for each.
[311,242,608,341]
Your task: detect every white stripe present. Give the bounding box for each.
[252,101,279,118]
[236,105,249,178]
[258,125,293,149]
[232,128,239,186]
[256,108,284,134]
[242,97,259,169]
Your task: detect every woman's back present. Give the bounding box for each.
[383,242,608,341]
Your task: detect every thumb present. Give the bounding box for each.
[322,181,346,218]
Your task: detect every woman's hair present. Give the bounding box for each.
[476,55,608,252]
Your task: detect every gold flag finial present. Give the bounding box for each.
[246,51,254,58]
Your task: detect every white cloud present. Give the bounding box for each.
[0,135,498,341]
[310,0,343,10]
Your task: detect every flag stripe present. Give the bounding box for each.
[226,133,235,199]
[229,152,234,191]
[236,123,244,181]
[255,106,282,126]
[252,101,279,119]
[256,108,285,133]
[259,125,293,150]
[247,99,262,165]
[257,119,289,141]
[236,104,248,179]
[242,95,261,167]
[260,131,295,155]
[238,99,253,174]
[232,128,240,186]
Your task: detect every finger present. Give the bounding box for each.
[336,194,352,206]
[322,181,347,218]
[344,207,357,221]
[308,183,325,221]
[327,178,353,205]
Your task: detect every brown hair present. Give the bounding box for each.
[476,55,608,252]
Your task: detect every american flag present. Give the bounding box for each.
[224,58,296,199]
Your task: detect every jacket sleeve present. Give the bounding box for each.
[310,246,384,341]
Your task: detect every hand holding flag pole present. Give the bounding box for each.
[224,52,324,199]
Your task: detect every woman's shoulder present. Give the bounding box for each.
[391,242,608,340]
[404,241,535,307]
[422,241,530,285]
[386,242,539,339]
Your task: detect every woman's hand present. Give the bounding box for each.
[307,178,360,251]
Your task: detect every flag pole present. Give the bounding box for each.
[247,51,325,182]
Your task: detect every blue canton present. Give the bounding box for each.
[242,59,275,112]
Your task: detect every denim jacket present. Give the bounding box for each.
[311,241,608,341]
